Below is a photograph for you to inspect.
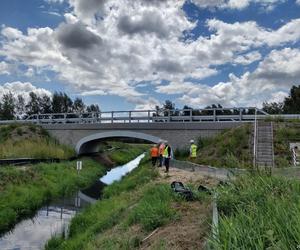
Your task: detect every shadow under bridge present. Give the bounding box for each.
[75,130,163,155]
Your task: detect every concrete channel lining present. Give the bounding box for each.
[75,130,162,155]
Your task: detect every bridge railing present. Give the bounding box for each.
[0,107,300,124]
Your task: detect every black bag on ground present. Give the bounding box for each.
[171,181,194,201]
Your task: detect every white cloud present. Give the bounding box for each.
[234,51,262,65]
[0,61,12,75]
[0,82,52,101]
[191,0,286,10]
[0,0,300,109]
[296,0,300,5]
[158,48,300,108]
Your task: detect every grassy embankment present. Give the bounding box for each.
[0,124,74,159]
[46,159,211,250]
[0,135,146,235]
[175,124,252,169]
[175,121,300,169]
[210,174,300,249]
[273,121,300,167]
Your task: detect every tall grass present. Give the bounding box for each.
[0,138,75,159]
[210,174,300,249]
[103,157,158,198]
[274,122,300,167]
[46,159,160,250]
[0,124,75,159]
[127,184,177,231]
[107,142,149,165]
[192,124,252,168]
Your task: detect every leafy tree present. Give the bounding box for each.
[15,95,26,119]
[283,85,300,114]
[73,97,85,113]
[40,95,52,114]
[52,92,73,113]
[26,92,41,115]
[0,92,15,120]
[262,102,283,114]
[86,104,100,112]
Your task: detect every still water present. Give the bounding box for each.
[0,153,145,250]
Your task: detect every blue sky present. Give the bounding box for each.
[0,0,300,111]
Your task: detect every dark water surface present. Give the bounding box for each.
[0,153,145,250]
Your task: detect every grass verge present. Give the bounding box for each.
[178,124,252,168]
[210,174,300,249]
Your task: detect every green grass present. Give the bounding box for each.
[189,124,252,168]
[107,142,149,165]
[45,159,162,250]
[0,159,105,235]
[102,157,159,198]
[127,184,177,231]
[274,122,300,167]
[210,174,300,249]
[0,124,75,159]
[0,143,147,236]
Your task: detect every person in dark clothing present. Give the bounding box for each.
[163,142,172,173]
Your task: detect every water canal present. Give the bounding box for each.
[0,153,145,250]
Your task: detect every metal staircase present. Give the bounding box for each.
[255,121,275,167]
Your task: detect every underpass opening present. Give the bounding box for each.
[75,130,163,155]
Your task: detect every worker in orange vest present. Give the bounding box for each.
[158,141,165,167]
[150,144,159,167]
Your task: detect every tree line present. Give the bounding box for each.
[0,92,100,120]
[262,85,300,114]
[155,85,300,116]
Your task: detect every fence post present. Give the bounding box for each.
[111,111,114,124]
[129,111,131,123]
[239,108,242,121]
[213,109,216,122]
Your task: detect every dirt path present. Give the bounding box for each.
[140,201,211,250]
[156,167,219,187]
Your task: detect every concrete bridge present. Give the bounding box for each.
[43,122,243,155]
[1,107,299,155]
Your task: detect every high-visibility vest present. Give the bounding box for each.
[190,144,197,158]
[150,147,159,157]
[163,146,169,158]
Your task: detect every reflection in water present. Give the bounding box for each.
[100,153,145,185]
[0,153,145,250]
[0,195,90,250]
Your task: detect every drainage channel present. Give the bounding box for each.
[0,153,145,250]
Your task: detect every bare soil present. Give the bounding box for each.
[156,166,219,187]
[140,201,211,250]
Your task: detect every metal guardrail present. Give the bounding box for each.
[0,107,299,125]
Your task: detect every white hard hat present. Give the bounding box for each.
[190,139,194,143]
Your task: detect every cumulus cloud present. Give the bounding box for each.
[0,82,52,101]
[0,61,12,75]
[117,11,170,38]
[234,51,262,65]
[157,48,300,107]
[1,0,300,109]
[191,0,286,10]
[56,22,102,49]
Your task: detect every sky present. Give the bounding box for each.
[0,0,300,111]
